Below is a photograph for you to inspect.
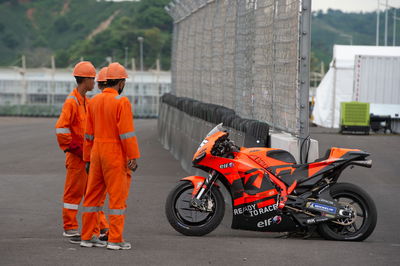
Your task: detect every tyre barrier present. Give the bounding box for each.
[158,93,270,174]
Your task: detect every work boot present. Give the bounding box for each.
[80,236,107,248]
[99,228,109,241]
[63,229,80,237]
[68,236,81,244]
[107,242,132,250]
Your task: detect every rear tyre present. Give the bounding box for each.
[318,183,377,241]
[165,181,225,236]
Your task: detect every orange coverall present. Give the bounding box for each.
[82,88,140,243]
[55,88,109,232]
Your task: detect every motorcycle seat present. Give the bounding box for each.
[266,149,297,164]
[313,148,332,162]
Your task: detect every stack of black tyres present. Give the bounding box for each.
[160,93,270,147]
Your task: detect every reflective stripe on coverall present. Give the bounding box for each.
[55,88,109,231]
[82,88,140,243]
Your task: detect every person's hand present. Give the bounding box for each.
[127,159,138,172]
[68,140,83,158]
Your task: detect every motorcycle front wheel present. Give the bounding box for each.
[318,183,377,241]
[165,181,225,236]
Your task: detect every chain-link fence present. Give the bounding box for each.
[0,69,171,117]
[166,0,311,137]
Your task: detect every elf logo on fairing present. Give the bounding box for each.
[308,202,337,214]
[257,215,282,228]
[220,163,234,169]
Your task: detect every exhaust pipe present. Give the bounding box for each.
[351,160,372,168]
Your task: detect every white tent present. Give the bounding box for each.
[312,45,400,128]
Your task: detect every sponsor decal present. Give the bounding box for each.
[306,217,329,224]
[272,215,282,224]
[257,215,282,228]
[318,198,335,205]
[220,162,235,169]
[306,218,316,224]
[233,204,257,215]
[234,203,278,217]
[308,202,337,214]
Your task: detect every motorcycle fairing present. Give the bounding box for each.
[267,148,369,188]
[194,151,297,231]
[228,169,298,232]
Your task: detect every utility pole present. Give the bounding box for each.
[124,47,128,67]
[377,0,380,45]
[385,0,388,46]
[50,55,56,105]
[21,55,27,105]
[394,9,397,46]
[138,36,144,72]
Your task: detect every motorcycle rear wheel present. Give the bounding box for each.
[318,183,377,241]
[165,181,225,236]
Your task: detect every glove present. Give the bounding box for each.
[68,140,83,158]
[85,162,90,174]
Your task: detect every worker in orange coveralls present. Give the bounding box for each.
[80,62,140,250]
[55,61,108,239]
[91,65,131,243]
[68,66,113,245]
[69,66,111,244]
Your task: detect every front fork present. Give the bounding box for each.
[190,170,218,211]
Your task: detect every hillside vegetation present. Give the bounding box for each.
[311,9,398,72]
[0,1,398,72]
[0,0,171,69]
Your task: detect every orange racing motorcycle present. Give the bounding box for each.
[165,124,377,241]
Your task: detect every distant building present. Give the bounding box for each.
[0,68,171,117]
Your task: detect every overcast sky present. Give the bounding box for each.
[312,0,400,12]
[109,0,400,13]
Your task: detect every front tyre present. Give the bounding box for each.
[165,181,225,236]
[318,183,377,241]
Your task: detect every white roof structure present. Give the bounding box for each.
[312,45,400,128]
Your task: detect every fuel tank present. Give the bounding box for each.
[240,147,297,168]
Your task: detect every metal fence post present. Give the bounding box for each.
[299,0,311,162]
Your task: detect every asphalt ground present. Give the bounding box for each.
[0,117,399,266]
